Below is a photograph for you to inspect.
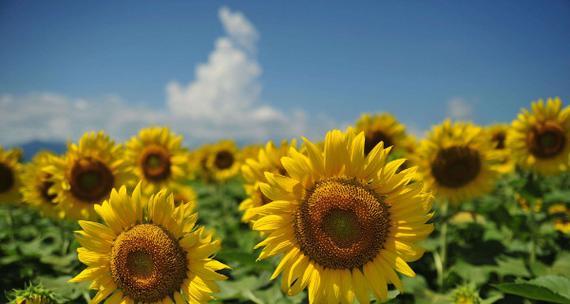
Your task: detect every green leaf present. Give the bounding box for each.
[493,275,570,304]
[493,256,530,278]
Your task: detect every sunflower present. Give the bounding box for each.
[240,144,263,161]
[414,120,500,203]
[486,124,515,173]
[45,132,131,220]
[205,140,241,182]
[171,184,198,207]
[240,140,295,223]
[0,146,22,204]
[353,113,414,156]
[250,130,433,303]
[20,151,63,218]
[548,203,570,235]
[508,97,570,175]
[126,127,189,194]
[70,184,228,303]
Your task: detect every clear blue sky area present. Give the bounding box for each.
[1,0,569,131]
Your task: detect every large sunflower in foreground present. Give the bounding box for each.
[250,130,433,303]
[20,151,62,218]
[414,120,500,203]
[240,140,295,223]
[205,140,241,182]
[126,127,189,194]
[353,113,415,156]
[45,132,131,220]
[507,97,570,175]
[0,146,23,204]
[70,184,228,303]
[486,124,515,174]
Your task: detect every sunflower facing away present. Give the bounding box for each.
[70,184,229,303]
[20,151,63,218]
[240,140,295,223]
[486,124,515,174]
[507,97,570,175]
[414,120,500,203]
[0,146,23,204]
[126,127,189,194]
[353,113,415,156]
[45,132,131,220]
[205,140,241,182]
[250,130,433,303]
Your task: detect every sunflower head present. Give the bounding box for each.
[414,120,500,203]
[20,151,64,218]
[353,113,412,156]
[205,140,241,182]
[240,139,295,223]
[70,184,228,303]
[251,130,433,303]
[7,283,59,304]
[0,146,23,204]
[45,131,130,220]
[508,97,570,175]
[485,124,515,174]
[126,127,189,194]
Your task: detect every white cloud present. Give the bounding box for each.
[447,97,473,120]
[0,7,334,146]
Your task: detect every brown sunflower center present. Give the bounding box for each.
[431,146,481,188]
[39,174,57,203]
[0,163,15,193]
[69,158,114,203]
[527,123,566,159]
[141,146,172,182]
[214,150,234,170]
[492,131,506,150]
[110,224,188,303]
[364,130,393,155]
[294,178,390,269]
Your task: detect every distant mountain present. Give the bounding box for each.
[17,140,66,161]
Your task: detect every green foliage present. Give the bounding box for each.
[493,276,570,303]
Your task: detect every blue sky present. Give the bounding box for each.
[1,1,569,145]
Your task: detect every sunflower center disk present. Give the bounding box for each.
[111,224,188,303]
[0,163,15,193]
[69,158,114,203]
[528,123,566,159]
[40,175,57,203]
[215,150,234,169]
[141,146,171,182]
[492,132,506,150]
[294,178,391,270]
[431,146,481,188]
[365,130,393,155]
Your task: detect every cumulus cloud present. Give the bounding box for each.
[447,97,473,120]
[0,7,334,146]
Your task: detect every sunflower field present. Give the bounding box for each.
[1,97,569,304]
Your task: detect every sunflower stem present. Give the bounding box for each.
[437,200,449,291]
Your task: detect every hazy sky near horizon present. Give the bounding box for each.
[1,1,569,146]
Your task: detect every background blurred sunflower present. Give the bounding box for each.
[205,140,241,182]
[45,132,131,220]
[240,140,295,223]
[486,124,515,174]
[70,184,228,303]
[0,146,23,204]
[126,127,190,194]
[352,113,415,157]
[251,130,433,303]
[414,120,500,203]
[507,97,570,175]
[20,151,63,219]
